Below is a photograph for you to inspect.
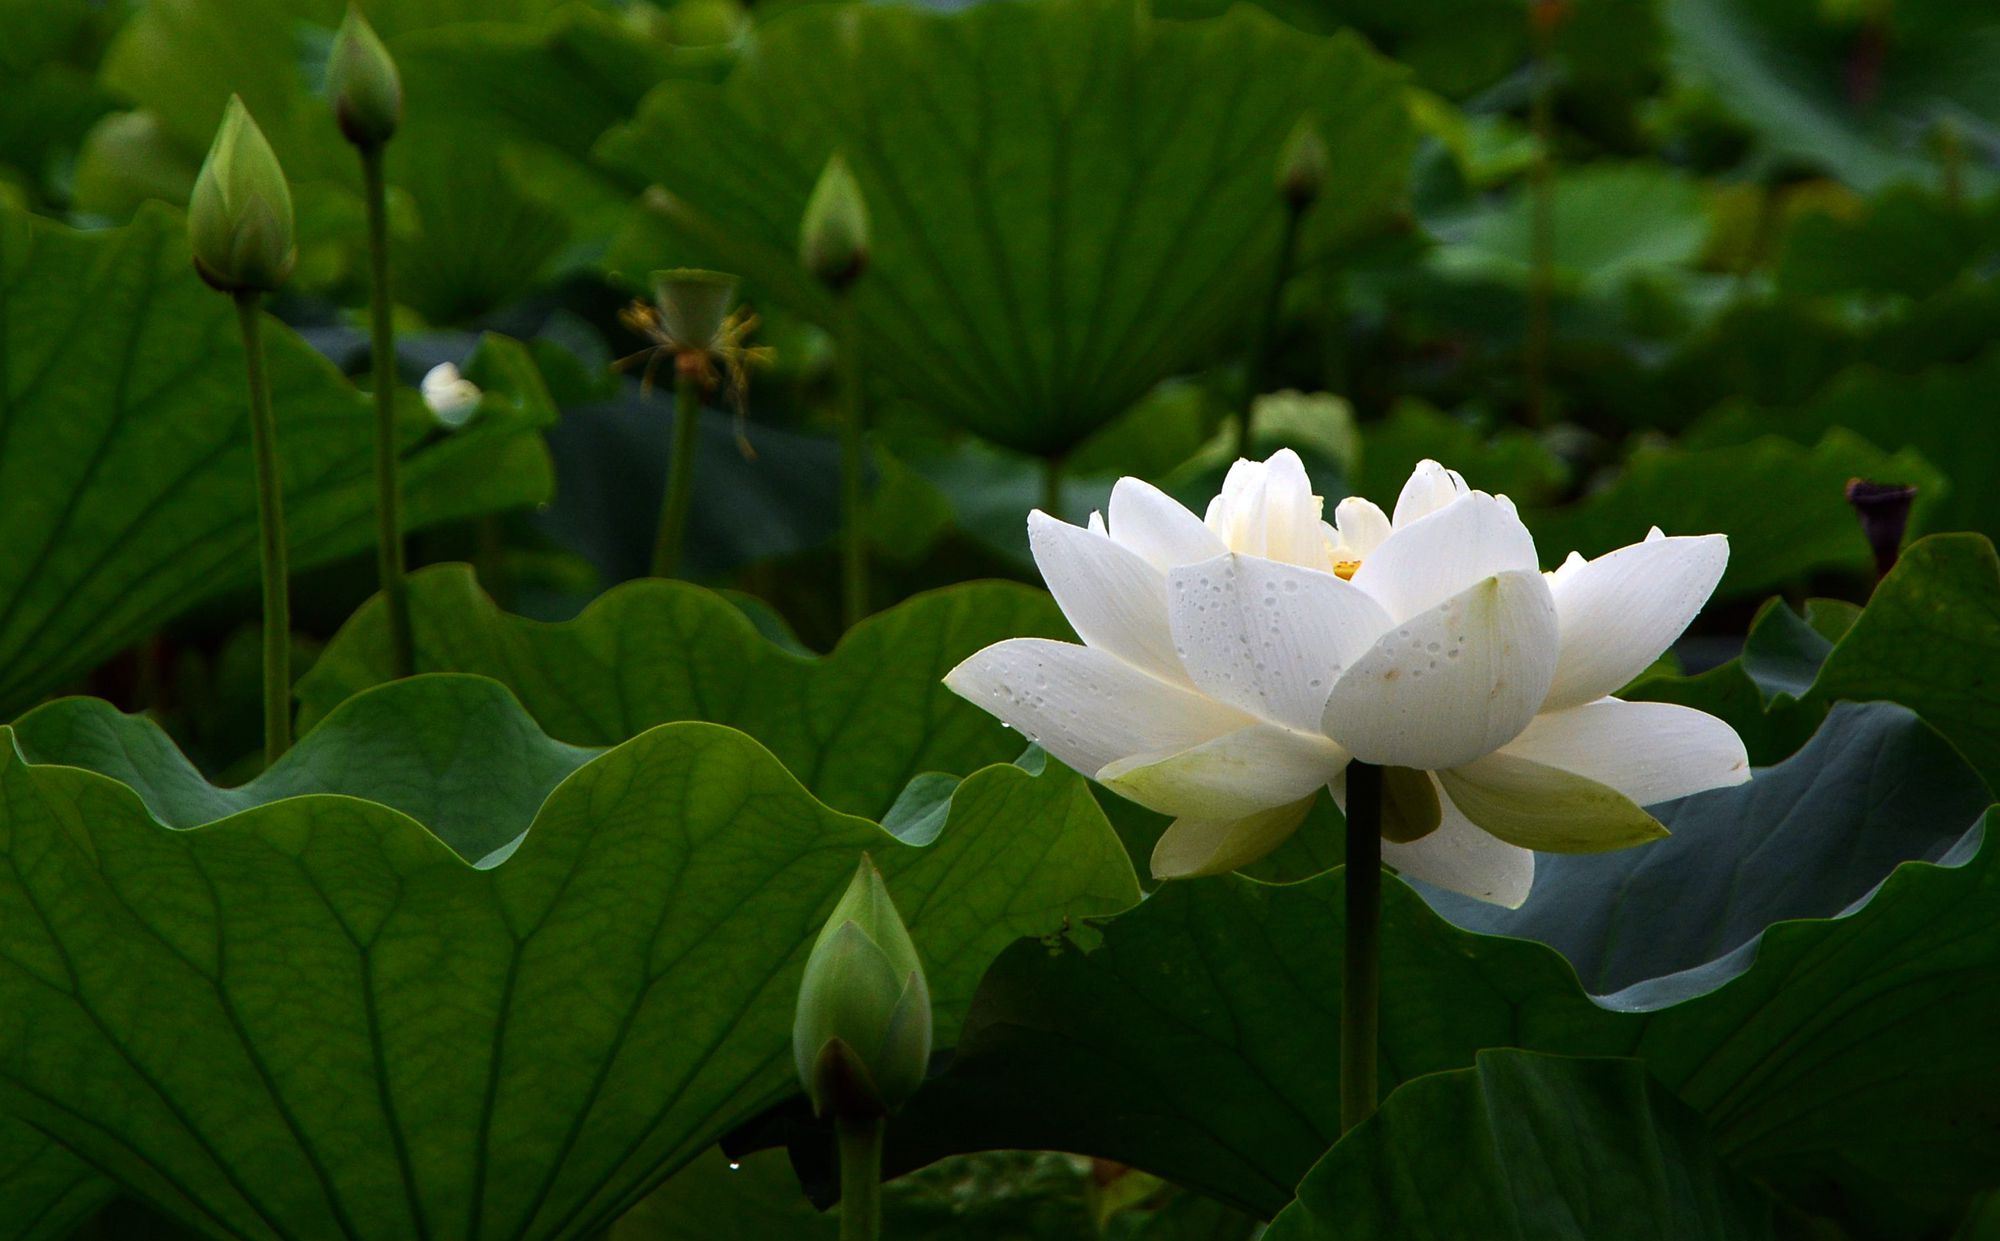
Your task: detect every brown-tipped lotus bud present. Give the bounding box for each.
[328,5,403,148]
[792,855,932,1120]
[800,153,871,291]
[1276,116,1329,209]
[188,96,296,293]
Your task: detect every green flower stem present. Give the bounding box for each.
[837,293,869,628]
[1342,759,1383,1133]
[837,1115,885,1241]
[359,144,413,679]
[1233,201,1304,461]
[1523,12,1556,429]
[233,291,292,764]
[652,365,703,578]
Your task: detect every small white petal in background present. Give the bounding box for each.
[420,361,482,427]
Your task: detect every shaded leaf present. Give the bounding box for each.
[297,566,1070,819]
[1526,430,1945,597]
[1266,1051,1777,1241]
[600,0,1416,455]
[0,674,1139,1240]
[869,704,1998,1237]
[0,205,551,720]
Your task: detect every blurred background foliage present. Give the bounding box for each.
[5,0,2000,1233]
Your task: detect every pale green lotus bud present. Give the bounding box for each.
[328,5,403,148]
[188,96,296,293]
[793,855,932,1119]
[1276,116,1329,209]
[653,268,737,349]
[800,153,870,291]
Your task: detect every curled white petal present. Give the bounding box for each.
[1028,511,1186,683]
[1321,569,1559,771]
[1349,492,1541,623]
[421,362,482,425]
[1106,477,1226,570]
[1376,774,1535,908]
[1097,722,1345,820]
[1331,495,1392,558]
[943,639,1249,777]
[1202,449,1330,569]
[1390,458,1470,528]
[1494,697,1751,806]
[1542,532,1729,710]
[1149,796,1318,880]
[1166,553,1392,731]
[1435,751,1667,853]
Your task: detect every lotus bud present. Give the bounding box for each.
[1276,116,1329,209]
[800,153,871,291]
[328,5,403,148]
[653,268,737,350]
[188,96,296,294]
[793,855,932,1120]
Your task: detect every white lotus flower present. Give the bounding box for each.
[944,451,1750,907]
[420,362,482,426]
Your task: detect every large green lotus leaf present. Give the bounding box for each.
[0,674,1140,1240]
[93,2,679,321]
[867,705,1999,1236]
[297,565,1070,820]
[0,204,552,721]
[616,1147,1260,1241]
[0,1125,109,1241]
[1690,348,2000,545]
[1776,189,2000,301]
[1525,430,1945,598]
[1420,703,1992,1000]
[598,0,1416,456]
[1264,1051,1778,1241]
[1665,0,2000,194]
[1632,535,2000,791]
[1429,163,1712,294]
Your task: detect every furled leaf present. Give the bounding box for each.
[297,566,1070,819]
[868,704,1999,1236]
[0,674,1139,1240]
[0,204,551,720]
[600,0,1416,455]
[1265,1051,1777,1241]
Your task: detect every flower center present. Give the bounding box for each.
[1333,559,1362,581]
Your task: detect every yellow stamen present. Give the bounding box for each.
[1333,559,1362,581]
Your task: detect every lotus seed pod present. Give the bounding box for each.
[188,96,297,293]
[653,268,738,349]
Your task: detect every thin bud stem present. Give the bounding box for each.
[233,291,292,764]
[837,293,869,628]
[653,366,704,578]
[837,1114,885,1241]
[1342,760,1383,1133]
[1524,8,1558,429]
[1235,201,1305,461]
[360,145,413,678]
